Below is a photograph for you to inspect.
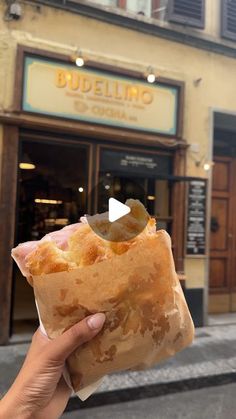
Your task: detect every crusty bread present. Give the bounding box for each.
[13,198,194,395]
[32,229,194,392]
[25,199,156,276]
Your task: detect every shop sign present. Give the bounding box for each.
[22,56,179,135]
[186,180,207,256]
[100,149,171,176]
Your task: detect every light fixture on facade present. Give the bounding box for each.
[193,159,214,171]
[188,148,214,171]
[4,1,22,21]
[75,50,84,67]
[204,161,214,171]
[147,67,156,84]
[19,153,36,170]
[105,184,110,190]
[78,187,84,192]
[147,195,155,200]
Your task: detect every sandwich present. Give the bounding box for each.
[12,199,194,394]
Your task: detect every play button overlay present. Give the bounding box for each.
[108,198,131,222]
[86,177,149,242]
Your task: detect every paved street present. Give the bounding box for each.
[2,314,236,399]
[1,314,236,416]
[62,383,236,419]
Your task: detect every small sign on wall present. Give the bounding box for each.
[186,180,207,256]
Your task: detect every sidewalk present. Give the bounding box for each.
[1,314,236,409]
[62,383,236,419]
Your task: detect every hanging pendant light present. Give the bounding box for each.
[19,153,36,170]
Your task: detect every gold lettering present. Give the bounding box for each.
[81,77,92,93]
[55,68,154,108]
[69,72,80,91]
[113,82,122,100]
[141,90,153,105]
[104,80,112,98]
[125,85,139,102]
[55,69,67,88]
[94,79,103,96]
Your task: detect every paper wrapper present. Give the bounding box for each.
[32,230,194,399]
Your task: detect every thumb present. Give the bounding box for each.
[45,313,106,362]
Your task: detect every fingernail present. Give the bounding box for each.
[87,313,106,330]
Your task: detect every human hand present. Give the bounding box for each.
[0,313,106,419]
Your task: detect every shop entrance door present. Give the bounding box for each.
[12,135,91,335]
[209,156,236,313]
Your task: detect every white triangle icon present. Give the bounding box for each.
[108,198,131,223]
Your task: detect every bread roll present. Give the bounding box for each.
[12,199,194,393]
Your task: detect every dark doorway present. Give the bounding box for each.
[12,137,90,336]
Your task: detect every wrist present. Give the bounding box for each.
[0,391,32,419]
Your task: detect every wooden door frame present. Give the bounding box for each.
[172,147,186,274]
[0,125,19,345]
[210,156,234,295]
[231,158,236,296]
[209,154,236,313]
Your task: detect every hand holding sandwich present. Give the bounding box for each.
[0,313,105,419]
[10,200,194,397]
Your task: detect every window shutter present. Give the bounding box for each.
[221,0,236,41]
[167,0,205,29]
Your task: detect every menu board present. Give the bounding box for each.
[186,180,207,256]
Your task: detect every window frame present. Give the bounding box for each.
[167,0,206,29]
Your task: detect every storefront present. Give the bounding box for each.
[1,45,205,343]
[2,0,236,346]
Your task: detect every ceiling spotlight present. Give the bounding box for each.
[78,187,84,192]
[19,153,36,170]
[75,50,84,67]
[35,199,62,205]
[147,67,156,84]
